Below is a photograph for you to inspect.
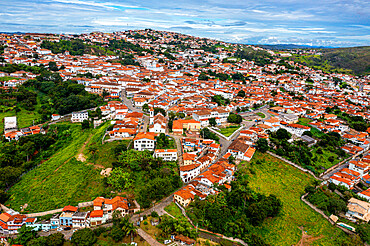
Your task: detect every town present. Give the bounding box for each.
[0,30,369,245]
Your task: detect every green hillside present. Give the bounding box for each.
[291,46,370,75]
[5,123,108,213]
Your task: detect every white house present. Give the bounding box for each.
[133,132,157,151]
[71,111,89,123]
[154,149,178,161]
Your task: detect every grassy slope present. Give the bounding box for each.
[243,152,350,246]
[291,46,370,75]
[6,123,107,213]
[165,202,184,220]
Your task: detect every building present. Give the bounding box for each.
[346,198,370,222]
[133,132,157,151]
[93,196,132,218]
[71,111,89,123]
[154,149,178,161]
[4,116,17,134]
[149,113,166,133]
[51,114,61,121]
[72,212,90,228]
[172,119,201,134]
[90,210,108,226]
[174,185,195,207]
[0,211,33,234]
[59,206,78,227]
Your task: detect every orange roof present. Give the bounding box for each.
[0,213,11,223]
[134,132,157,141]
[62,205,78,212]
[90,210,104,218]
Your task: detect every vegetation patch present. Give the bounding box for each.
[240,152,355,246]
[218,125,240,137]
[6,124,108,212]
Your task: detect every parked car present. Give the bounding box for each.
[64,227,71,231]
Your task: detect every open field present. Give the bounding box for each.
[6,123,109,213]
[164,202,183,220]
[218,125,240,137]
[240,152,352,246]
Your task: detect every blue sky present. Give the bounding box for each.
[0,0,369,47]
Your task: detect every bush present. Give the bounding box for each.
[151,211,159,218]
[143,221,148,225]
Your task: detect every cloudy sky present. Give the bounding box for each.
[1,0,369,47]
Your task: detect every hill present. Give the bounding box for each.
[258,44,330,50]
[291,46,370,75]
[239,152,356,245]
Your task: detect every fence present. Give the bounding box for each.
[267,151,321,180]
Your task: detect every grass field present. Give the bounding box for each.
[6,123,108,213]
[240,152,352,246]
[256,112,266,118]
[219,125,240,137]
[165,202,184,220]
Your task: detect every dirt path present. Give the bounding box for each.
[295,226,324,246]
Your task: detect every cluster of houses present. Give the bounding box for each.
[175,158,235,207]
[329,154,370,189]
[0,196,139,234]
[3,116,43,141]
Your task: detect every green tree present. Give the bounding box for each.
[46,232,65,246]
[237,90,245,97]
[110,226,125,242]
[227,113,242,124]
[209,118,217,127]
[256,138,269,153]
[107,167,133,190]
[274,128,291,140]
[16,225,38,246]
[81,119,90,130]
[71,228,97,246]
[142,103,149,112]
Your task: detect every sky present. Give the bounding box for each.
[0,0,369,47]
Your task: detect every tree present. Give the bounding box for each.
[237,90,245,97]
[71,228,97,246]
[142,103,149,112]
[227,113,242,124]
[154,107,166,116]
[46,232,65,246]
[274,128,291,140]
[357,224,370,243]
[81,119,90,129]
[110,226,125,242]
[209,118,217,127]
[156,133,169,148]
[107,167,133,190]
[48,61,59,71]
[256,138,269,153]
[16,225,38,246]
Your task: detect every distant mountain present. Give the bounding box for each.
[291,46,370,76]
[256,44,332,50]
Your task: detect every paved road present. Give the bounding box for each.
[122,95,143,113]
[138,228,164,246]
